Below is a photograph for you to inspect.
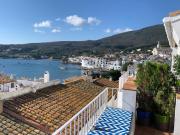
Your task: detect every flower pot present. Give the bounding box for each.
[168,116,174,133]
[154,113,170,132]
[137,109,152,126]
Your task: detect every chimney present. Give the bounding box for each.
[109,76,112,81]
[44,71,50,83]
[157,41,160,48]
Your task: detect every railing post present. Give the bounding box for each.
[70,122,72,135]
[77,115,79,134]
[74,119,76,135]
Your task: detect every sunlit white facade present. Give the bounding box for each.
[163,11,180,71]
[81,57,121,70]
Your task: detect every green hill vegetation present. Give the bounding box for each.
[0,24,168,59]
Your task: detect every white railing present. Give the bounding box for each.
[52,88,108,135]
[107,88,118,108]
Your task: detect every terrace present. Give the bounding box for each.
[52,72,135,135]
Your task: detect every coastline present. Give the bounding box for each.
[0,58,82,81]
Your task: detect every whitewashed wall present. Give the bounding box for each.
[117,89,136,113]
[174,98,180,135]
[17,80,41,87]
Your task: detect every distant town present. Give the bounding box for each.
[68,41,171,70]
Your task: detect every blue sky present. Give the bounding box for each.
[0,0,179,44]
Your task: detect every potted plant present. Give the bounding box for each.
[136,62,155,125]
[136,62,176,127]
[152,62,176,131]
[154,91,175,131]
[136,91,153,125]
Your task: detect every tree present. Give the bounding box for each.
[174,55,180,76]
[101,70,121,81]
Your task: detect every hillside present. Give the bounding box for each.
[98,24,168,48]
[0,24,168,59]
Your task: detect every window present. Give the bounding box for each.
[174,43,178,48]
[11,83,15,88]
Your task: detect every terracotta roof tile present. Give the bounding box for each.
[94,78,118,101]
[64,76,86,84]
[0,113,46,135]
[0,75,14,84]
[3,80,103,134]
[169,10,180,17]
[94,78,119,88]
[123,77,137,91]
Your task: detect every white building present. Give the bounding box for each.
[163,11,180,71]
[0,71,51,93]
[107,60,121,70]
[18,71,50,86]
[152,42,171,58]
[81,57,121,70]
[0,75,21,92]
[68,56,82,64]
[163,10,180,135]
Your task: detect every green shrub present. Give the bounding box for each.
[136,61,176,115]
[101,70,121,81]
[174,55,180,76]
[154,91,175,116]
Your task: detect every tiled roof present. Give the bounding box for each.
[0,75,14,84]
[64,76,86,84]
[169,10,180,17]
[3,80,103,134]
[93,78,118,101]
[0,113,46,135]
[123,77,137,91]
[94,78,119,88]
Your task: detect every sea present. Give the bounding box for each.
[0,58,82,81]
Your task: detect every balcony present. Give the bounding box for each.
[52,72,135,135]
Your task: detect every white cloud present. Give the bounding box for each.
[113,28,133,34]
[33,20,51,28]
[105,28,112,33]
[34,29,45,33]
[64,15,101,27]
[87,17,101,25]
[64,15,85,27]
[51,28,61,33]
[105,28,133,34]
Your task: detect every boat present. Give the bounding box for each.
[59,66,67,70]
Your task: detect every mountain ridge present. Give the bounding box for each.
[0,24,169,58]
